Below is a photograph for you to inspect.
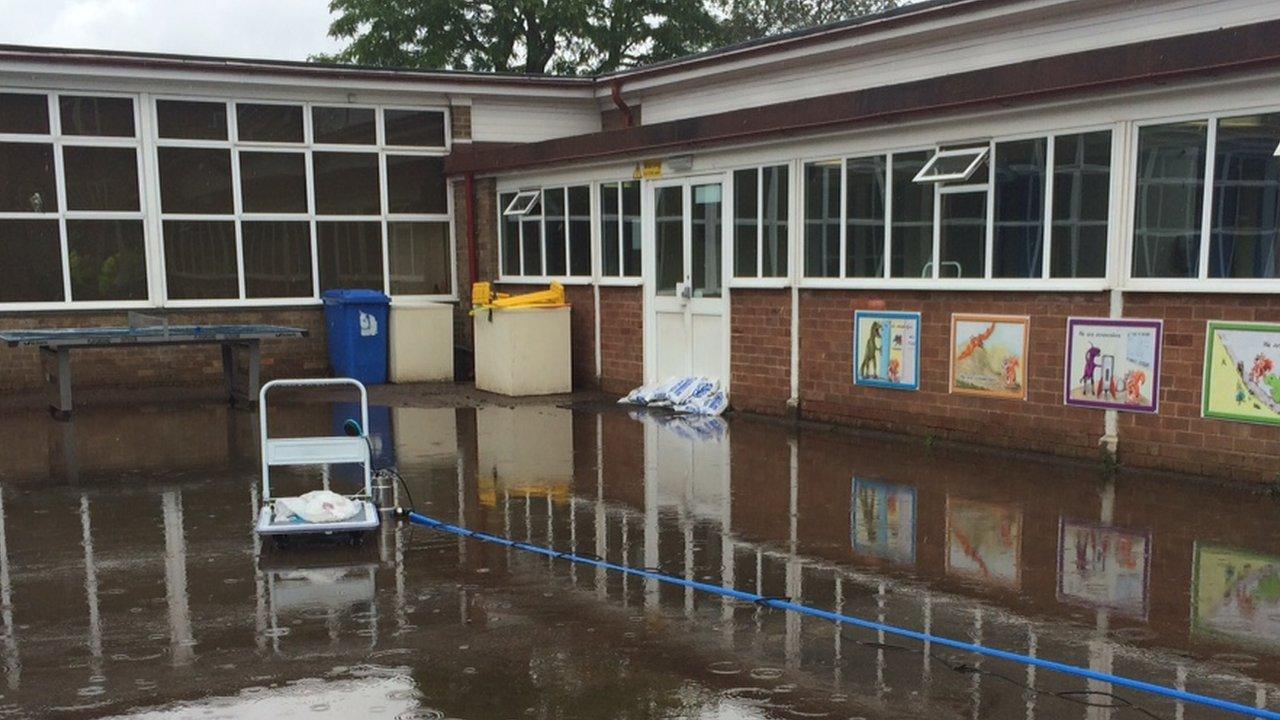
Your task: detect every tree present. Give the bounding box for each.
[315,0,899,76]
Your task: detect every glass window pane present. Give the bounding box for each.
[622,181,641,276]
[386,155,447,214]
[734,168,759,277]
[939,191,987,278]
[499,192,520,276]
[243,221,313,298]
[239,152,307,214]
[1132,121,1207,278]
[236,103,303,143]
[162,220,238,299]
[389,222,451,295]
[1210,112,1280,279]
[0,93,49,135]
[66,220,148,301]
[568,186,591,276]
[691,184,722,298]
[312,106,376,145]
[804,161,841,277]
[63,146,139,211]
[59,96,134,137]
[890,151,934,278]
[158,147,233,214]
[600,183,620,276]
[655,186,683,295]
[846,156,886,278]
[992,138,1046,278]
[1052,131,1111,278]
[0,142,57,212]
[384,109,446,147]
[156,99,227,140]
[317,221,383,291]
[544,188,567,277]
[762,164,788,277]
[313,152,381,215]
[0,220,62,302]
[520,217,542,276]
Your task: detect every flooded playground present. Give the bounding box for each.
[0,392,1278,719]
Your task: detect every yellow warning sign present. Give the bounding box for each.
[634,159,662,180]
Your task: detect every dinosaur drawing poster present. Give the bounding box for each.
[853,311,920,391]
[1064,318,1162,413]
[949,314,1029,400]
[1202,321,1280,426]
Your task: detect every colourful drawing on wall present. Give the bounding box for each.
[1202,321,1280,426]
[850,478,916,565]
[945,497,1023,589]
[1057,520,1151,618]
[1192,543,1280,650]
[854,311,921,391]
[949,314,1030,400]
[1064,318,1162,414]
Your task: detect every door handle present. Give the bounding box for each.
[678,282,693,301]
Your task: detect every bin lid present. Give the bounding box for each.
[321,289,390,305]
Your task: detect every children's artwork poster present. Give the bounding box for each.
[1064,318,1162,413]
[945,497,1023,589]
[949,314,1030,400]
[1056,520,1151,618]
[1202,321,1280,426]
[854,311,921,391]
[850,478,917,565]
[1191,543,1280,650]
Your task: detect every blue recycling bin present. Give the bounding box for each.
[322,289,390,384]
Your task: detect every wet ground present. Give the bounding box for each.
[0,387,1278,719]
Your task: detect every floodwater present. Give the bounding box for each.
[0,395,1278,719]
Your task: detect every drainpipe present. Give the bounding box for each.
[465,172,478,289]
[609,79,635,128]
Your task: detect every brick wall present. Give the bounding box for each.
[796,290,1111,461]
[0,307,327,393]
[730,289,791,415]
[450,105,472,142]
[599,286,643,394]
[1117,293,1280,482]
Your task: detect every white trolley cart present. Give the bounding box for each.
[255,378,381,545]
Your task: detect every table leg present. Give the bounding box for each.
[40,346,72,420]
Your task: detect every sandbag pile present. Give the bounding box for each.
[618,376,727,416]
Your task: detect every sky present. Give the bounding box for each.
[0,0,345,60]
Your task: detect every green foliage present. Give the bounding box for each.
[315,0,899,75]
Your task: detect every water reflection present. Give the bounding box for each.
[0,398,1278,718]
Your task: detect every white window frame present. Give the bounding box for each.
[797,126,1117,291]
[596,179,643,286]
[913,146,989,184]
[497,185,594,284]
[0,89,153,311]
[1125,106,1280,293]
[152,95,455,308]
[728,162,793,288]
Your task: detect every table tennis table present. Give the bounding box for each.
[0,313,308,420]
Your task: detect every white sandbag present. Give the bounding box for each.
[274,490,362,524]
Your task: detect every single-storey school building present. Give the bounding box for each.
[2,0,1280,481]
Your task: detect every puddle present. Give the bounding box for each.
[0,398,1274,718]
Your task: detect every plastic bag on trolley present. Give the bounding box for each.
[274,490,362,524]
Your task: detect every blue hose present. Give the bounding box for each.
[403,510,1278,719]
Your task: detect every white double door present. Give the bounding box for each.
[644,175,730,387]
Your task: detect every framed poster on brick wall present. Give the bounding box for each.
[1064,318,1163,413]
[1202,320,1280,426]
[949,314,1029,400]
[853,310,920,391]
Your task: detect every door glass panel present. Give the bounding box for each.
[655,186,683,296]
[691,183,722,298]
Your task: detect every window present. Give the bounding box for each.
[733,165,789,278]
[0,92,147,306]
[499,185,592,278]
[1210,113,1280,279]
[155,99,452,301]
[1132,121,1206,279]
[805,132,1111,282]
[599,180,641,277]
